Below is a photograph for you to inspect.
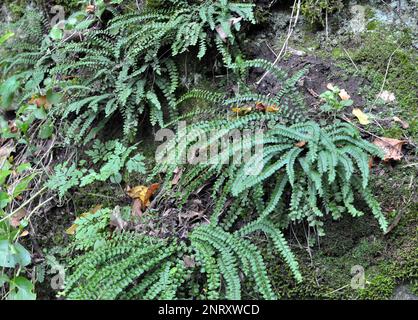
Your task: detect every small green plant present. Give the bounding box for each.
[0,163,36,300]
[46,139,146,199]
[319,85,354,113]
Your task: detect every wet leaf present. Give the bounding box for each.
[352,108,370,125]
[373,137,406,161]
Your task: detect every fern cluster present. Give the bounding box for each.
[62,205,297,300]
[34,1,255,142]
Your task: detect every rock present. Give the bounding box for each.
[392,285,418,300]
[349,5,366,35]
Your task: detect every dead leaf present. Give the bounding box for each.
[10,209,27,228]
[19,230,29,238]
[339,89,351,101]
[377,90,396,103]
[144,183,159,203]
[86,5,95,14]
[352,108,370,125]
[265,105,280,113]
[255,102,266,111]
[373,137,406,161]
[295,141,307,148]
[127,183,159,208]
[0,140,14,168]
[393,116,409,129]
[8,120,18,133]
[65,205,102,235]
[231,106,252,115]
[28,96,50,109]
[326,83,335,90]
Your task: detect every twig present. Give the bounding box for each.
[371,45,401,110]
[0,186,47,223]
[255,0,301,85]
[325,8,329,42]
[328,284,349,295]
[343,48,359,72]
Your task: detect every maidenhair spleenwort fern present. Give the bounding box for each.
[42,1,255,143]
[62,207,296,300]
[156,118,388,236]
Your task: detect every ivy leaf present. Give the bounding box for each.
[0,240,31,268]
[8,276,36,300]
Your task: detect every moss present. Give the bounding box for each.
[331,47,344,59]
[358,274,396,299]
[366,20,380,31]
[335,27,418,140]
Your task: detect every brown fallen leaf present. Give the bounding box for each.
[295,141,307,148]
[86,5,95,14]
[10,208,27,228]
[8,120,18,133]
[326,83,335,90]
[28,95,50,109]
[231,106,252,115]
[373,137,406,161]
[65,204,102,235]
[19,230,29,238]
[339,89,351,100]
[127,183,160,208]
[393,116,409,129]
